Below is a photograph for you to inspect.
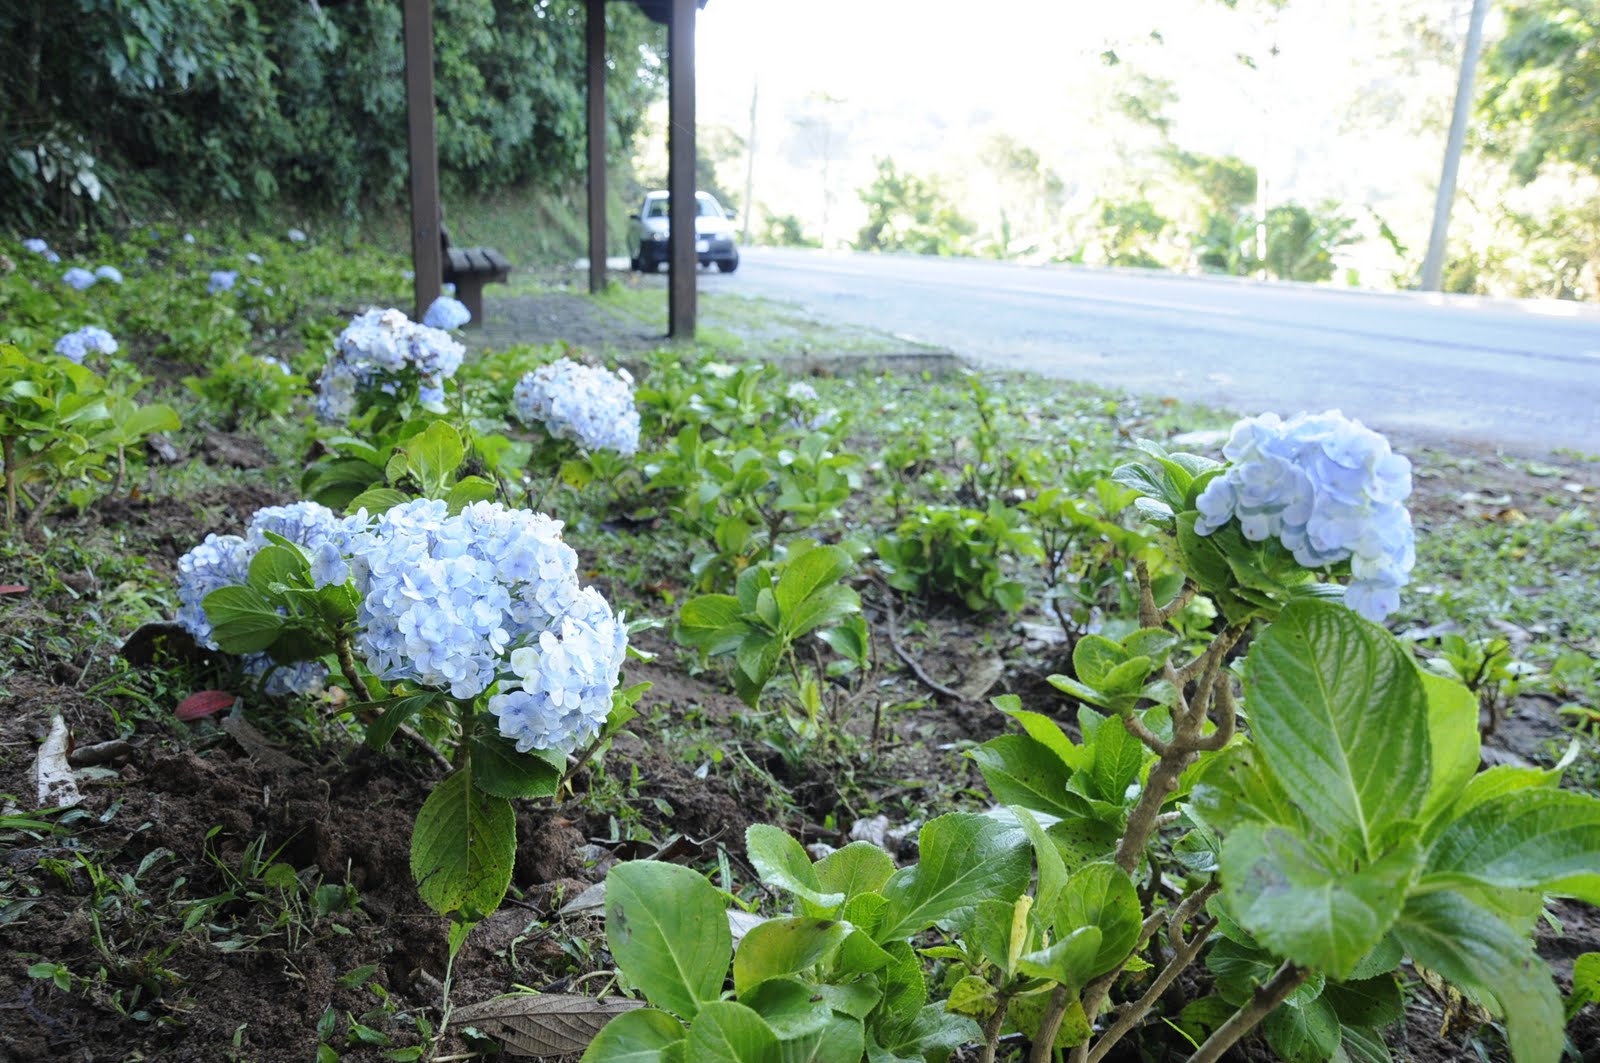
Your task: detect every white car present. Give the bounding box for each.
[627,190,740,273]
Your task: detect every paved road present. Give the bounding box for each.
[715,247,1600,454]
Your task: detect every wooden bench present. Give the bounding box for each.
[440,227,510,326]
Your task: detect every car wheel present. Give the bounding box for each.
[629,255,642,272]
[716,256,739,274]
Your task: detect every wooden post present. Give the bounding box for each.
[587,0,608,294]
[667,0,696,338]
[402,0,443,322]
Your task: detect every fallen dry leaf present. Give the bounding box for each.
[451,994,644,1057]
[35,712,81,809]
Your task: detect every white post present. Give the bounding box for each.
[1420,0,1491,291]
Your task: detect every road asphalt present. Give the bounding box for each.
[711,247,1600,455]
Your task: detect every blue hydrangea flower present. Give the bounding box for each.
[54,326,118,364]
[242,654,328,698]
[512,358,641,455]
[1193,411,1415,621]
[175,534,253,649]
[349,500,627,749]
[287,228,307,243]
[23,238,61,263]
[177,504,367,653]
[423,296,472,330]
[208,270,238,294]
[245,501,366,588]
[314,308,466,423]
[93,265,123,284]
[62,267,96,291]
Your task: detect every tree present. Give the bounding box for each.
[0,0,666,225]
[854,158,976,256]
[1096,198,1170,268]
[1477,0,1600,182]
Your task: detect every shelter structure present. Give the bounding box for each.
[401,0,707,338]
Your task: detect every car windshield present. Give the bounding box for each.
[642,196,723,218]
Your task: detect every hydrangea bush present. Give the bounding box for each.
[316,307,465,423]
[53,326,118,364]
[174,501,363,695]
[512,357,641,455]
[181,494,637,935]
[422,294,471,331]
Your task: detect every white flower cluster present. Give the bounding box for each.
[94,265,122,284]
[422,295,471,330]
[315,308,465,422]
[1193,410,1415,621]
[175,502,364,696]
[54,326,118,364]
[512,358,641,455]
[349,499,627,752]
[23,238,61,263]
[785,380,835,431]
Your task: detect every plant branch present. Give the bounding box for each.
[3,435,16,527]
[1086,920,1214,1063]
[335,635,373,701]
[978,989,1011,1063]
[876,578,962,699]
[1188,962,1310,1063]
[336,635,451,772]
[1158,582,1198,624]
[1113,752,1191,874]
[1134,560,1161,628]
[1071,881,1219,1063]
[1122,711,1170,756]
[1193,678,1239,752]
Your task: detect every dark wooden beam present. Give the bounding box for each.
[402,0,442,321]
[587,0,608,294]
[667,0,696,338]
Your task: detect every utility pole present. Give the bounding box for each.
[741,79,757,246]
[1421,0,1491,291]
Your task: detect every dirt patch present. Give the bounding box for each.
[472,288,666,356]
[0,720,602,1061]
[86,483,294,574]
[200,432,277,470]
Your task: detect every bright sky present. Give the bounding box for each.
[677,0,1466,252]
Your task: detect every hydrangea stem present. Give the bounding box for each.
[3,435,16,526]
[1032,568,1248,1063]
[1188,962,1309,1063]
[335,635,372,702]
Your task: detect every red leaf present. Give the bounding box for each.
[0,585,26,595]
[176,690,236,721]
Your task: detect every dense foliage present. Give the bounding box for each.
[1479,0,1600,184]
[0,0,665,226]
